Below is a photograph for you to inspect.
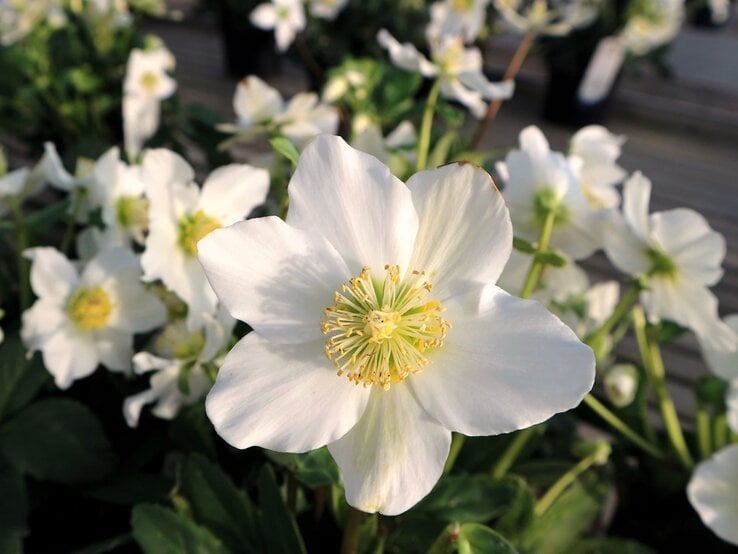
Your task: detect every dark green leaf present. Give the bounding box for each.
[0,464,26,554]
[0,398,116,484]
[169,403,216,458]
[70,533,133,554]
[265,448,340,487]
[85,473,172,505]
[534,251,567,267]
[418,475,521,523]
[131,503,228,554]
[457,523,518,554]
[512,237,536,254]
[656,320,687,343]
[257,465,307,554]
[493,477,536,540]
[270,137,300,168]
[0,335,50,422]
[178,453,261,553]
[571,537,657,554]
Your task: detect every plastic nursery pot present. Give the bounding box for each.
[219,13,281,79]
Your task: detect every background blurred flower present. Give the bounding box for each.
[250,0,306,51]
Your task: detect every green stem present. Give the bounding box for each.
[443,434,465,474]
[416,79,442,171]
[9,197,31,311]
[491,425,540,480]
[585,281,642,359]
[583,394,663,458]
[519,208,556,299]
[534,449,604,515]
[340,506,364,554]
[633,306,693,469]
[696,403,712,460]
[713,412,728,451]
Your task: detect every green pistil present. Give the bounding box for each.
[177,210,221,257]
[646,246,676,278]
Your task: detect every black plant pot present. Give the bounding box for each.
[219,13,281,79]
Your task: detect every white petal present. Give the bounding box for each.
[274,20,297,51]
[286,135,419,276]
[205,333,370,452]
[407,163,511,300]
[411,285,595,435]
[440,79,486,119]
[519,126,552,164]
[198,216,350,343]
[233,76,283,127]
[622,171,651,239]
[702,315,738,381]
[250,3,277,29]
[42,326,99,390]
[123,387,160,427]
[650,208,726,286]
[687,443,738,546]
[328,384,451,515]
[108,277,166,333]
[21,299,67,352]
[95,328,133,372]
[198,164,270,226]
[377,29,437,77]
[0,168,30,198]
[603,211,651,276]
[25,247,78,303]
[141,149,195,189]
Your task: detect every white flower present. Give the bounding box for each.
[687,443,738,546]
[224,76,339,148]
[21,246,166,389]
[351,120,417,175]
[198,135,595,515]
[377,29,514,118]
[702,314,738,382]
[604,172,737,352]
[620,0,684,56]
[426,0,491,43]
[123,310,234,427]
[493,0,598,36]
[496,125,601,260]
[603,363,638,407]
[139,150,270,330]
[250,0,306,52]
[707,0,730,24]
[0,0,66,45]
[0,154,48,215]
[569,125,626,210]
[308,0,348,20]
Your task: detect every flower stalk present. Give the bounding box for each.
[9,197,31,311]
[416,79,442,171]
[696,402,712,460]
[443,433,465,474]
[519,207,556,299]
[340,506,365,554]
[491,425,541,480]
[585,280,643,360]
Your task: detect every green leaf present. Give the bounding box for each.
[512,237,536,254]
[0,465,26,554]
[494,477,536,540]
[534,251,567,267]
[427,131,458,169]
[571,537,657,554]
[85,473,172,505]
[265,447,340,487]
[655,320,687,343]
[0,335,50,422]
[169,403,217,458]
[257,465,307,554]
[270,137,300,168]
[0,398,116,484]
[131,504,228,554]
[457,524,519,554]
[418,475,521,523]
[178,453,261,553]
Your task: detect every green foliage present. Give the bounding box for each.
[265,447,340,487]
[0,464,27,554]
[270,137,301,169]
[0,335,51,422]
[257,465,307,554]
[131,503,228,554]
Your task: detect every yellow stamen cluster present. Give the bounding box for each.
[322,265,450,390]
[140,71,160,93]
[177,210,222,257]
[66,286,113,331]
[153,321,205,360]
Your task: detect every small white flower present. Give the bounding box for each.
[604,363,639,407]
[707,0,730,24]
[569,125,626,210]
[426,0,492,43]
[493,0,598,36]
[250,0,306,52]
[496,125,601,259]
[198,135,594,514]
[687,443,738,546]
[123,310,234,427]
[377,29,514,118]
[604,172,737,352]
[620,0,684,56]
[702,314,738,382]
[139,150,270,330]
[21,246,166,389]
[308,0,348,20]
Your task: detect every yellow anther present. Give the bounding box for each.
[66,286,113,331]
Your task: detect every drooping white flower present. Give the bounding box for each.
[198,135,595,515]
[250,0,306,52]
[122,43,177,159]
[377,29,514,118]
[223,76,339,148]
[687,443,738,546]
[493,0,598,36]
[620,0,684,56]
[308,0,348,20]
[603,363,639,407]
[426,0,492,43]
[604,172,737,352]
[569,125,626,210]
[21,246,166,389]
[139,150,270,330]
[496,125,601,259]
[123,309,234,427]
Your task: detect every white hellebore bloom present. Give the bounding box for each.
[21,247,166,389]
[604,172,737,352]
[140,150,270,330]
[377,29,514,118]
[250,0,306,52]
[124,310,234,427]
[426,0,492,43]
[569,125,626,210]
[687,443,738,546]
[620,0,684,56]
[123,44,177,159]
[198,135,595,515]
[496,125,601,260]
[493,0,599,36]
[308,0,348,20]
[226,76,339,148]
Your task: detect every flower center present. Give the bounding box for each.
[115,195,149,231]
[154,321,205,359]
[646,246,677,278]
[140,70,160,93]
[66,286,113,331]
[177,210,221,257]
[451,0,474,12]
[322,265,450,390]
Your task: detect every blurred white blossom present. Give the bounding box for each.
[493,0,598,36]
[426,0,491,43]
[250,0,305,51]
[569,125,626,210]
[620,0,684,55]
[308,0,348,20]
